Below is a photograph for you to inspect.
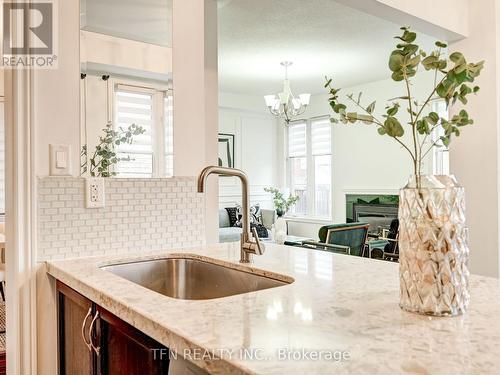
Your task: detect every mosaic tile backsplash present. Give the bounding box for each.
[37,177,205,261]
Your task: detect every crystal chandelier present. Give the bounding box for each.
[264,61,311,125]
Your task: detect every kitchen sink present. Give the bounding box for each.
[101,257,292,300]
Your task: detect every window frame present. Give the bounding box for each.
[111,79,173,178]
[431,99,450,175]
[285,117,333,220]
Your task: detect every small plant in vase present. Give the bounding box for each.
[264,187,300,217]
[81,122,146,177]
[264,187,299,244]
[325,27,484,316]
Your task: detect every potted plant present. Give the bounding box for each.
[264,187,300,217]
[81,122,145,177]
[325,27,484,316]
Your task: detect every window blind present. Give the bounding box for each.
[311,119,331,155]
[286,118,333,219]
[115,89,154,178]
[164,93,174,177]
[288,122,307,157]
[311,118,332,218]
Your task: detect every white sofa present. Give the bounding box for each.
[218,208,276,243]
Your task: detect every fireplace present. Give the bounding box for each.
[346,194,399,235]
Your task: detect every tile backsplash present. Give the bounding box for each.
[37,177,205,261]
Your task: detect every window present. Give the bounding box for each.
[114,84,173,178]
[164,93,174,177]
[431,100,450,175]
[287,118,332,218]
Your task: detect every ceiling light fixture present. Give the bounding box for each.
[264,61,311,125]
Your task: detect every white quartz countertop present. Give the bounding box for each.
[46,243,500,375]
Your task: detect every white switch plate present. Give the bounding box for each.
[85,178,105,208]
[49,144,72,176]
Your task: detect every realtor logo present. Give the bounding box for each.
[2,0,58,68]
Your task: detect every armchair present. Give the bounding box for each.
[302,222,370,256]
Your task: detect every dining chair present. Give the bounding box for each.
[301,222,370,256]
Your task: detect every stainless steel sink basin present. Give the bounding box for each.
[101,257,292,300]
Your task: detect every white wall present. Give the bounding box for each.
[336,0,468,41]
[218,92,278,209]
[449,0,500,278]
[33,0,81,177]
[286,72,435,238]
[173,0,219,243]
[81,30,172,77]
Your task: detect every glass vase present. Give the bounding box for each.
[399,175,470,316]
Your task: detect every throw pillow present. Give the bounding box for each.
[225,207,239,227]
[252,223,268,238]
[234,204,262,227]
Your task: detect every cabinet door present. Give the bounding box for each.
[57,281,95,375]
[95,306,169,375]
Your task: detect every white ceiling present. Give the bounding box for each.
[218,0,438,95]
[80,0,172,47]
[80,0,439,96]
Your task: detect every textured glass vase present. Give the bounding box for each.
[399,175,470,316]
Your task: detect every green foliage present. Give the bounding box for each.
[263,187,300,214]
[86,122,146,177]
[325,27,484,178]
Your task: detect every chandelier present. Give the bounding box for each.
[264,61,311,125]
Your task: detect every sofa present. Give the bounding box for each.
[219,207,276,243]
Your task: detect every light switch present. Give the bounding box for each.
[50,144,72,176]
[55,151,67,169]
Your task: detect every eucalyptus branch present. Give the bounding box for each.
[345,95,384,126]
[404,73,419,175]
[345,95,416,161]
[421,139,443,159]
[88,122,145,178]
[325,27,483,184]
[419,123,440,156]
[414,75,447,123]
[349,101,416,161]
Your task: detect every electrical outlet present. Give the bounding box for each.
[85,178,105,208]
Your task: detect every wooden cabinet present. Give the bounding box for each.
[57,281,169,375]
[58,282,94,375]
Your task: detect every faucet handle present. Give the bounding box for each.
[250,227,266,255]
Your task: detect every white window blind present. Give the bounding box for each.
[115,88,154,177]
[164,93,174,177]
[286,118,332,218]
[288,122,308,215]
[311,119,332,218]
[288,122,307,157]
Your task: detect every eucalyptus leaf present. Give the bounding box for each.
[384,117,404,137]
[366,101,376,114]
[324,27,484,179]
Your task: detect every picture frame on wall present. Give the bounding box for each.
[218,133,235,168]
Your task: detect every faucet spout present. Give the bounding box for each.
[197,166,265,263]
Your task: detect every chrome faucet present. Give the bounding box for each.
[197,166,265,263]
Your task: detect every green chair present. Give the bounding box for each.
[302,222,370,256]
